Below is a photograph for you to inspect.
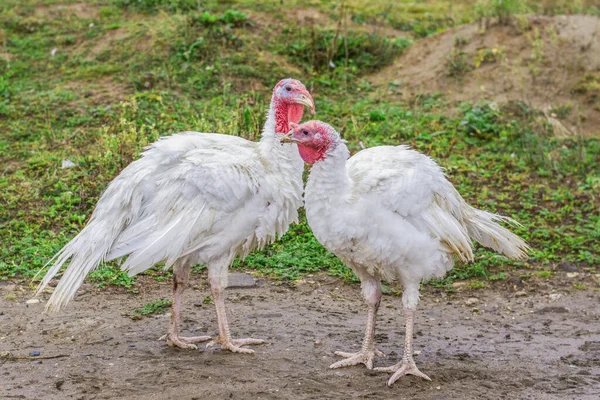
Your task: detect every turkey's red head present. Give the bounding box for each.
[272,78,315,134]
[287,120,339,164]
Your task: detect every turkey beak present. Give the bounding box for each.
[280,132,299,144]
[297,91,315,114]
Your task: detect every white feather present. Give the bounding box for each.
[36,99,304,311]
[304,137,530,309]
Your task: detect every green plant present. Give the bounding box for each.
[459,102,502,138]
[446,49,472,77]
[279,27,411,75]
[130,299,171,319]
[113,0,201,13]
[476,0,527,25]
[474,47,503,68]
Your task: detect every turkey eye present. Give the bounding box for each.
[302,130,309,135]
[285,86,292,92]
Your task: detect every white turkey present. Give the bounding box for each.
[282,120,529,385]
[35,79,314,354]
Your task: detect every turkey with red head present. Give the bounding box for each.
[36,79,314,354]
[283,120,529,385]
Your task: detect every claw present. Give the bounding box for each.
[160,333,211,350]
[206,336,265,354]
[329,348,386,370]
[375,361,431,385]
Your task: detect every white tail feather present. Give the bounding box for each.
[35,220,123,312]
[465,208,530,260]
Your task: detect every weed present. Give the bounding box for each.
[574,74,600,108]
[476,0,527,25]
[473,47,504,68]
[279,27,411,75]
[114,0,201,13]
[469,281,488,289]
[446,49,472,77]
[528,28,545,75]
[130,299,171,319]
[534,270,553,278]
[459,101,502,139]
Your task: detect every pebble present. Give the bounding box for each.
[566,272,579,278]
[557,262,578,272]
[227,273,257,289]
[515,291,527,297]
[26,299,40,304]
[29,351,41,357]
[548,293,562,302]
[465,297,479,306]
[314,339,322,346]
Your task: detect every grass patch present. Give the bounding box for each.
[1,0,598,291]
[129,299,171,319]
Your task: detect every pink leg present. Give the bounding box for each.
[206,279,265,354]
[330,274,385,370]
[375,307,431,385]
[160,262,211,349]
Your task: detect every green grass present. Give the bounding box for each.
[130,299,171,319]
[0,0,598,291]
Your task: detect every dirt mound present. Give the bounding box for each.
[372,15,600,137]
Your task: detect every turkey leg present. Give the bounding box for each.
[206,279,265,354]
[375,307,431,385]
[160,262,211,349]
[330,274,385,369]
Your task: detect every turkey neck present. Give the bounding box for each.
[304,142,352,218]
[258,97,303,162]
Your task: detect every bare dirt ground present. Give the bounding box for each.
[1,273,599,400]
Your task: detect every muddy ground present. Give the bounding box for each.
[1,273,599,400]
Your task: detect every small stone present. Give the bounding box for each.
[515,291,527,297]
[26,299,40,304]
[51,48,57,56]
[314,339,322,346]
[227,273,256,289]
[465,297,479,306]
[128,344,136,348]
[509,277,524,289]
[535,306,568,314]
[29,351,41,357]
[548,293,562,302]
[413,350,421,355]
[557,262,578,272]
[566,272,579,278]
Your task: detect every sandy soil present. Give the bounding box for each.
[1,274,599,400]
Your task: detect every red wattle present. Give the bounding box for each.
[298,144,326,164]
[275,102,304,134]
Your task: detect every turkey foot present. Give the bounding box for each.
[375,360,431,385]
[207,336,265,354]
[159,333,212,350]
[330,348,386,370]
